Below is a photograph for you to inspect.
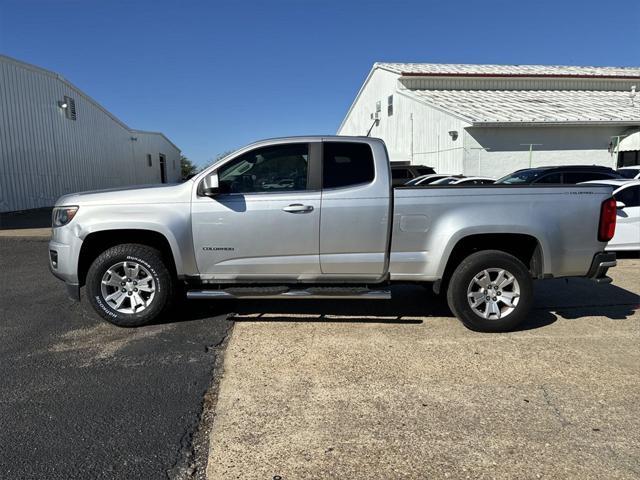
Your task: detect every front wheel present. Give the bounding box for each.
[446,250,533,332]
[86,244,174,327]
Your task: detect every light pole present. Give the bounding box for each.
[520,144,543,168]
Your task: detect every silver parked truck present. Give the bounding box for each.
[49,136,618,332]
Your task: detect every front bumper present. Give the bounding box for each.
[48,252,81,301]
[586,252,616,284]
[48,226,83,301]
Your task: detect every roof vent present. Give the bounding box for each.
[630,86,637,107]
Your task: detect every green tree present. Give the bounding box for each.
[180,155,198,180]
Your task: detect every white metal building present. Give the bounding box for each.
[0,54,181,213]
[338,63,640,178]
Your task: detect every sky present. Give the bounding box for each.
[1,0,638,167]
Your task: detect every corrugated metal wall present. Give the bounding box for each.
[0,55,181,212]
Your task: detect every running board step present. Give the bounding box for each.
[186,286,391,300]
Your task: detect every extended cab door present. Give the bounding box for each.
[192,141,322,279]
[319,140,391,277]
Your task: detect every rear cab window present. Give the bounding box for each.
[323,142,375,189]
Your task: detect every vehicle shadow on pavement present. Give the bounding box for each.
[533,278,639,321]
[167,279,638,332]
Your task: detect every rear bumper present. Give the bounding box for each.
[586,252,616,284]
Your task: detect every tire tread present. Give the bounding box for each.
[86,243,174,327]
[446,250,533,332]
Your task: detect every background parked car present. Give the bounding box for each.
[430,176,495,186]
[391,164,436,186]
[404,174,463,186]
[581,179,640,251]
[617,166,640,179]
[496,165,621,185]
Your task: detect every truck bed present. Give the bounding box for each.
[389,184,613,281]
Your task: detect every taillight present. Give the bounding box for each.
[598,198,617,242]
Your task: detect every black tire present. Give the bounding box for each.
[86,243,174,327]
[446,250,533,332]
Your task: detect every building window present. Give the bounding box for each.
[63,96,77,120]
[387,95,393,116]
[147,154,152,167]
[618,150,639,167]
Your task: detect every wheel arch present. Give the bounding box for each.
[435,232,544,294]
[78,229,178,287]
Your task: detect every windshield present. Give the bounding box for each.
[618,169,639,179]
[496,169,546,184]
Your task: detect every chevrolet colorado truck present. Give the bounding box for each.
[49,136,617,332]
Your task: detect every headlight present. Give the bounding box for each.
[52,206,79,227]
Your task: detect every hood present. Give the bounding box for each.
[55,181,193,207]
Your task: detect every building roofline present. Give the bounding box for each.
[0,54,181,153]
[376,61,640,78]
[129,129,181,152]
[399,72,640,80]
[469,120,640,127]
[0,53,68,82]
[337,65,380,133]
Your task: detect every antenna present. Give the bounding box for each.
[365,117,379,137]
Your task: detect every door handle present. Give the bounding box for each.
[282,204,314,213]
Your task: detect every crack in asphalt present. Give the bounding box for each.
[540,384,571,427]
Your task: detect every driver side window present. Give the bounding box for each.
[217,143,309,194]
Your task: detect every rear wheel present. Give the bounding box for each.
[86,243,174,327]
[446,250,533,332]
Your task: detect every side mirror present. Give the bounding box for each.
[616,201,626,209]
[201,173,220,197]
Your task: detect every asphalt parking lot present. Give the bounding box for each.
[0,237,233,479]
[1,235,639,479]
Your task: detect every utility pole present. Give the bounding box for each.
[520,144,543,168]
[410,113,414,163]
[609,135,629,166]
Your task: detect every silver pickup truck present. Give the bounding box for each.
[49,136,617,332]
